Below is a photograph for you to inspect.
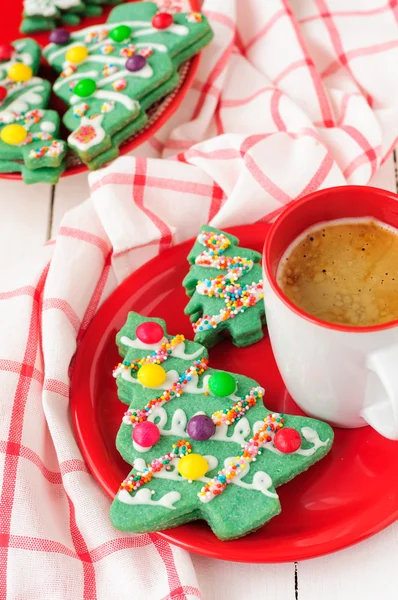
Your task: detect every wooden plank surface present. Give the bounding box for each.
[0,180,52,272]
[0,155,397,600]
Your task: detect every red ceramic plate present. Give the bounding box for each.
[1,0,200,179]
[71,224,398,563]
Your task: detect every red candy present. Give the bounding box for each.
[0,43,14,62]
[152,12,173,29]
[133,421,160,448]
[136,321,164,344]
[273,428,301,454]
[0,86,7,103]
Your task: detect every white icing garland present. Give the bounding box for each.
[116,332,331,511]
[119,334,204,360]
[118,488,181,510]
[0,85,46,120]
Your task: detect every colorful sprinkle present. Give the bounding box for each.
[186,12,203,23]
[71,124,97,144]
[120,44,136,57]
[120,440,192,493]
[102,64,118,77]
[73,103,89,118]
[85,29,108,44]
[198,413,285,502]
[23,109,44,126]
[138,47,153,58]
[29,140,64,159]
[114,334,186,374]
[192,232,263,333]
[212,386,264,426]
[100,43,115,55]
[101,101,115,113]
[112,78,127,91]
[60,64,77,78]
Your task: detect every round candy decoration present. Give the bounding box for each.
[49,28,70,45]
[0,43,14,62]
[110,25,132,43]
[65,45,88,64]
[74,78,96,98]
[0,86,7,103]
[7,63,32,82]
[208,371,236,397]
[0,124,27,145]
[137,363,167,388]
[273,428,302,454]
[126,54,147,72]
[178,453,208,480]
[136,321,164,344]
[152,12,173,29]
[133,421,160,448]
[187,415,215,441]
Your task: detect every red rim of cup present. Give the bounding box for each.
[264,185,398,334]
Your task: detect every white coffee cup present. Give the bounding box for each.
[263,185,398,440]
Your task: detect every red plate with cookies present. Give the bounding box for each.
[71,224,398,562]
[1,0,202,179]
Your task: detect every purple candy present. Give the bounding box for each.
[187,415,215,441]
[126,54,147,72]
[49,29,70,45]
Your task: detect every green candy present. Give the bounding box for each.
[109,24,132,42]
[74,78,96,97]
[208,371,236,397]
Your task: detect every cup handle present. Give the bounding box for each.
[361,345,398,440]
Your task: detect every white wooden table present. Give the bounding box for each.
[1,157,397,599]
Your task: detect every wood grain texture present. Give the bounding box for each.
[0,180,52,271]
[51,172,90,237]
[192,555,295,600]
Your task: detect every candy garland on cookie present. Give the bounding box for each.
[114,333,187,376]
[211,386,264,427]
[113,316,333,522]
[121,357,209,426]
[29,139,65,159]
[198,413,285,503]
[120,440,193,493]
[192,231,264,333]
[115,323,263,439]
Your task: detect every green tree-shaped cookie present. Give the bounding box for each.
[183,226,266,348]
[110,313,333,541]
[43,2,212,168]
[0,39,66,184]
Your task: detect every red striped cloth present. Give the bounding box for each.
[1,0,398,598]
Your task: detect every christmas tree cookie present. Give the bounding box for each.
[0,40,66,184]
[183,226,266,348]
[110,313,333,541]
[43,2,213,169]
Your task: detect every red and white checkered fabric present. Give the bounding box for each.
[1,0,398,598]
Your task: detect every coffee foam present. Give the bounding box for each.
[277,218,398,327]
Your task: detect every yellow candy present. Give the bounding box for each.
[0,124,27,145]
[65,45,88,64]
[8,63,32,82]
[137,363,166,388]
[178,454,208,480]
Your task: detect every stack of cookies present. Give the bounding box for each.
[0,2,212,183]
[42,2,213,169]
[0,39,67,184]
